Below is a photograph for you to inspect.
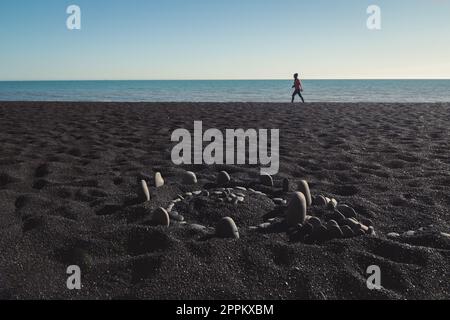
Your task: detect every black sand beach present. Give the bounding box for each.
[0,102,449,300]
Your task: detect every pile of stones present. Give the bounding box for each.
[137,170,376,243]
[138,170,242,239]
[287,192,376,243]
[251,179,375,243]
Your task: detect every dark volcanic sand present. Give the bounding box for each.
[0,102,449,300]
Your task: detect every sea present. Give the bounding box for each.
[0,80,449,103]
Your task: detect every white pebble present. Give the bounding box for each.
[441,232,450,239]
[155,172,165,188]
[298,180,312,206]
[404,230,416,237]
[166,203,175,212]
[140,180,150,202]
[387,232,401,238]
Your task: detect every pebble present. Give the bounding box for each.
[346,218,362,233]
[202,190,210,197]
[258,223,272,229]
[325,211,345,223]
[298,180,312,206]
[185,192,193,197]
[248,188,256,193]
[359,224,369,233]
[213,191,223,196]
[166,203,175,212]
[341,225,355,238]
[328,198,338,210]
[314,195,328,207]
[235,193,245,198]
[327,220,339,228]
[177,194,185,200]
[217,171,231,185]
[286,192,307,227]
[183,171,198,185]
[189,224,207,231]
[361,218,374,227]
[260,174,274,187]
[140,180,150,202]
[235,187,247,191]
[313,225,329,241]
[152,207,170,227]
[193,190,202,196]
[404,230,416,237]
[155,172,165,188]
[387,232,401,238]
[328,225,344,239]
[307,216,322,228]
[283,178,290,192]
[336,205,357,219]
[367,226,376,236]
[272,198,285,206]
[172,198,182,204]
[216,217,240,239]
[237,196,245,202]
[169,212,184,222]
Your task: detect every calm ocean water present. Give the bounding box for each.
[0,80,449,103]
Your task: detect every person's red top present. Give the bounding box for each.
[294,79,302,90]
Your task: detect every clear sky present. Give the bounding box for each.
[0,0,449,80]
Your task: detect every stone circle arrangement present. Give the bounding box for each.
[137,170,381,244]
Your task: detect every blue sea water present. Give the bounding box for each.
[0,80,449,103]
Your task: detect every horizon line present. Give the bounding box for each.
[1,78,450,82]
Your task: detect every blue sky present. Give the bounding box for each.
[0,0,449,80]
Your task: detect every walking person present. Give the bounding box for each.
[291,73,305,103]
